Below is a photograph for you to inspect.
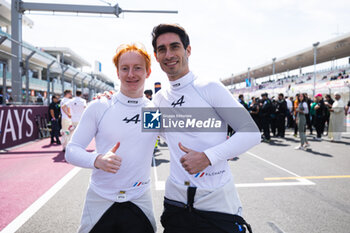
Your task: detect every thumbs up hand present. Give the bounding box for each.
[179,142,211,175]
[94,142,122,173]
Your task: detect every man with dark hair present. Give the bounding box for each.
[260,92,272,142]
[303,93,313,134]
[49,95,61,144]
[324,94,334,134]
[276,93,287,138]
[152,24,190,54]
[144,89,153,100]
[152,23,259,233]
[270,96,277,136]
[238,94,249,110]
[314,94,326,140]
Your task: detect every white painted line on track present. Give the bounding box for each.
[152,155,165,190]
[236,180,313,188]
[268,221,286,233]
[246,151,303,177]
[1,167,82,233]
[246,151,315,185]
[154,180,314,190]
[152,151,315,191]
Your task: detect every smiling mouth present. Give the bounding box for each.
[127,80,139,83]
[165,61,178,67]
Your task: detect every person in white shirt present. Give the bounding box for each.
[60,90,73,151]
[286,96,293,127]
[66,90,87,130]
[151,24,260,233]
[65,43,157,233]
[328,92,345,142]
[295,93,310,150]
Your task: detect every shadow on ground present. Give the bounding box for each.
[152,158,169,167]
[52,152,67,163]
[304,149,333,157]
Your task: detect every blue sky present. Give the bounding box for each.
[21,0,350,90]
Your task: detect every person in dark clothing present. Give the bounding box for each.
[228,94,249,137]
[286,96,293,128]
[303,93,313,134]
[249,97,261,131]
[49,95,61,144]
[314,93,326,140]
[270,97,277,137]
[293,93,300,136]
[238,94,249,110]
[276,93,287,138]
[346,100,350,116]
[324,94,334,134]
[260,93,272,142]
[144,89,153,100]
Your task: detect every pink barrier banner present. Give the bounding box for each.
[0,106,49,150]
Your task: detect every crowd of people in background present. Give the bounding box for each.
[46,88,156,151]
[238,91,349,148]
[2,85,349,152]
[240,68,350,91]
[48,90,87,151]
[45,87,159,152]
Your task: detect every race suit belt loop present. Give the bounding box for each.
[187,186,197,212]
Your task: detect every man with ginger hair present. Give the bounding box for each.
[66,43,157,233]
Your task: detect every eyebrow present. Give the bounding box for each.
[157,42,182,50]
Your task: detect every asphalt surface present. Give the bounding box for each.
[12,130,350,233]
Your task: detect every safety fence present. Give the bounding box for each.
[0,105,50,150]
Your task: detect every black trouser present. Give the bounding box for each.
[286,111,293,128]
[293,114,298,135]
[251,114,261,132]
[310,115,315,133]
[314,116,325,138]
[161,187,252,233]
[305,114,312,134]
[261,117,270,140]
[270,116,277,136]
[90,201,154,233]
[276,114,285,137]
[50,119,60,142]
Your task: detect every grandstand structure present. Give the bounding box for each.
[0,0,115,105]
[222,32,350,102]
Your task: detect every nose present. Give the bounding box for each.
[128,69,134,78]
[165,48,175,60]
